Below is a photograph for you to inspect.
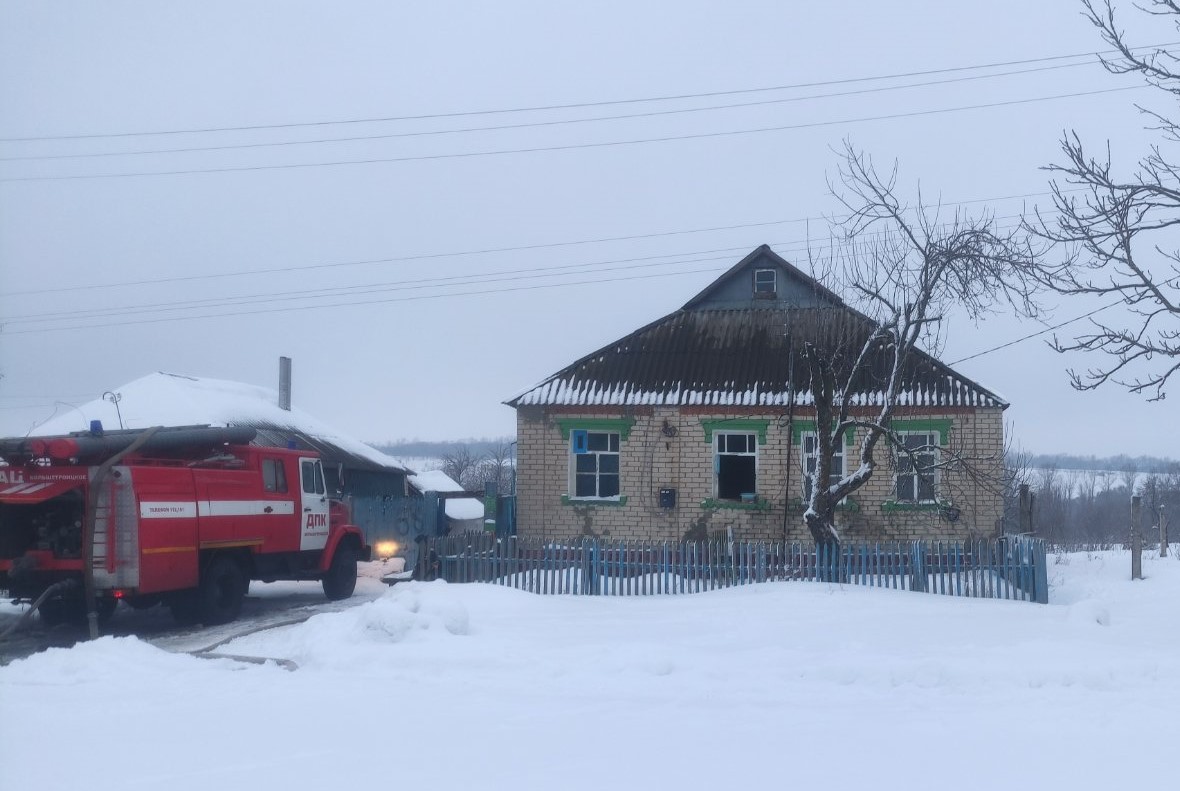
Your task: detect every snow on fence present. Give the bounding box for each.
[423,535,1049,604]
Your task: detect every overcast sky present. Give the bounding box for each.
[0,1,1174,458]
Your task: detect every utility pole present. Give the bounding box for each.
[1018,484,1033,535]
[1130,495,1143,581]
[1160,505,1169,558]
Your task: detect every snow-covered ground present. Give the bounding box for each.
[2,550,1176,790]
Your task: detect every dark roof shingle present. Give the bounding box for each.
[509,245,1007,411]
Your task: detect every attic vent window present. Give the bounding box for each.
[753,268,777,298]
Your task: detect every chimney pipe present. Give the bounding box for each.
[278,356,292,411]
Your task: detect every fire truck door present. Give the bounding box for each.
[298,457,330,552]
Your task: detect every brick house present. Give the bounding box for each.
[507,245,1007,544]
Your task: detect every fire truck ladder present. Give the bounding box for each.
[91,491,112,576]
[83,427,161,639]
[89,471,140,590]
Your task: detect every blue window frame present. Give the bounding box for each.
[570,431,621,498]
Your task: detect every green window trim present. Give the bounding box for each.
[700,497,772,511]
[556,417,636,441]
[791,419,856,446]
[561,494,629,507]
[889,418,952,445]
[699,419,770,445]
[881,499,952,513]
[787,496,860,513]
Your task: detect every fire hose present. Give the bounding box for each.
[0,579,78,642]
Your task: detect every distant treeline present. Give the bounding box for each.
[1028,453,1177,473]
[373,438,514,460]
[373,438,515,493]
[371,442,1177,474]
[1019,464,1178,546]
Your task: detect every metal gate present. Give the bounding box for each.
[347,494,443,570]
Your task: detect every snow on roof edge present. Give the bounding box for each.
[28,371,410,472]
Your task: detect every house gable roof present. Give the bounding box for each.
[508,245,1006,410]
[682,244,844,311]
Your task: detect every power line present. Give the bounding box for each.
[4,250,749,324]
[3,200,1050,304]
[3,215,1041,331]
[12,221,1159,383]
[0,405,87,413]
[6,212,1038,325]
[949,272,1180,366]
[1,264,735,335]
[0,85,1145,183]
[4,43,1167,143]
[0,395,94,404]
[949,301,1123,365]
[0,61,1097,163]
[2,220,811,296]
[3,194,1056,297]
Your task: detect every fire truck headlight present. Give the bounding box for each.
[374,540,398,559]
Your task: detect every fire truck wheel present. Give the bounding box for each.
[125,594,162,610]
[169,593,201,625]
[198,556,247,625]
[322,544,359,601]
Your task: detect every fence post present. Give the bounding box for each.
[482,481,498,534]
[588,539,599,595]
[1160,505,1169,558]
[910,541,927,593]
[421,491,441,540]
[1034,539,1049,604]
[1131,496,1143,581]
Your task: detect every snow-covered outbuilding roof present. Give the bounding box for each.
[408,470,486,521]
[30,371,410,473]
[408,470,465,494]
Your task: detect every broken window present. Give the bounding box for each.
[715,432,757,500]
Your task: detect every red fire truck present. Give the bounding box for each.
[0,425,368,627]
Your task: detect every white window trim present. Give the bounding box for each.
[714,431,758,501]
[894,431,940,503]
[753,268,777,294]
[568,430,622,501]
[800,431,845,501]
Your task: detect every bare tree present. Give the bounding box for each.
[1120,460,1140,494]
[441,445,480,490]
[1079,468,1099,503]
[1029,0,1180,400]
[800,142,1044,546]
[471,442,515,494]
[1000,436,1036,534]
[1038,466,1062,536]
[440,442,517,492]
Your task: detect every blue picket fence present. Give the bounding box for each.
[423,534,1049,604]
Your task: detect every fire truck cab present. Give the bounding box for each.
[0,425,368,627]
